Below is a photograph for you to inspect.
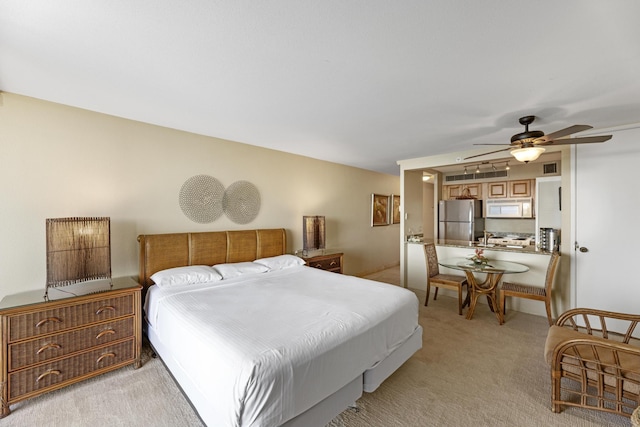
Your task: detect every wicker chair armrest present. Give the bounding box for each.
[552,337,640,368]
[555,308,640,343]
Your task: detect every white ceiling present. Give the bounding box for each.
[2,1,639,175]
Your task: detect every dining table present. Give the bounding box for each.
[438,257,529,324]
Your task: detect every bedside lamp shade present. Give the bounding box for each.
[303,216,325,251]
[46,217,111,294]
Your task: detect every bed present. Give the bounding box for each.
[138,228,422,427]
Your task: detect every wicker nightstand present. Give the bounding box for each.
[302,252,344,274]
[0,277,142,418]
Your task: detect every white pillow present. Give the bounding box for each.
[151,265,222,288]
[212,262,269,279]
[254,254,305,271]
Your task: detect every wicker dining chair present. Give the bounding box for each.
[500,251,560,326]
[423,243,468,315]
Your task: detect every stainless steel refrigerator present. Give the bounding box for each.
[438,199,484,241]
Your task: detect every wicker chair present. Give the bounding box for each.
[423,243,468,315]
[544,308,640,418]
[500,251,560,326]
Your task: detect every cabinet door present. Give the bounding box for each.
[465,183,482,199]
[443,185,459,200]
[444,184,482,200]
[508,179,532,197]
[487,182,507,198]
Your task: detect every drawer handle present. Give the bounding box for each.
[95,329,116,340]
[35,317,62,328]
[36,369,61,382]
[96,353,116,364]
[313,263,322,268]
[36,343,62,355]
[95,306,116,315]
[330,260,337,266]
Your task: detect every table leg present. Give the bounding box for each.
[463,271,504,325]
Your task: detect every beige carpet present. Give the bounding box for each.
[3,268,632,426]
[328,287,629,427]
[4,344,204,427]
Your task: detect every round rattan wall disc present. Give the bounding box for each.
[223,180,261,224]
[179,175,225,223]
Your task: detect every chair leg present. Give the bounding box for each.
[545,300,552,326]
[500,291,506,319]
[425,282,431,306]
[434,287,439,300]
[457,286,463,315]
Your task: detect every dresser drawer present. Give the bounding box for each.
[306,254,342,273]
[8,294,134,342]
[8,338,135,401]
[9,317,134,371]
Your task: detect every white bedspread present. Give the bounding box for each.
[145,265,419,427]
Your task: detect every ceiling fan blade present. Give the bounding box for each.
[472,143,511,146]
[544,135,612,146]
[464,147,512,160]
[533,124,592,143]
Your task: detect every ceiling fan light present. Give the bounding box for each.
[511,146,545,163]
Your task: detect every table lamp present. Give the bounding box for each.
[302,216,325,257]
[45,217,111,299]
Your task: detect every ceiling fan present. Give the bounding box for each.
[465,116,612,163]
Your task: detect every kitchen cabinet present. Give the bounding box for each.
[508,179,532,198]
[486,180,532,199]
[487,182,508,198]
[443,184,482,200]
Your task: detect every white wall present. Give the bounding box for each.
[0,93,400,300]
[402,170,423,237]
[422,182,434,239]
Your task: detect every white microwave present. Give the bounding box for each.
[485,198,534,218]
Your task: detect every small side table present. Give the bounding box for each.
[302,252,343,274]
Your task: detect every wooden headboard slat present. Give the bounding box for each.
[227,230,259,263]
[190,231,228,266]
[137,228,287,288]
[257,229,288,259]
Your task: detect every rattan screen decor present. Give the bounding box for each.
[179,175,225,224]
[222,180,261,224]
[46,217,111,287]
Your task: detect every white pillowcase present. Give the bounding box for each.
[254,254,305,271]
[212,262,269,279]
[151,265,222,288]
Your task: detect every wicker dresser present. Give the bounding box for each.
[0,277,142,418]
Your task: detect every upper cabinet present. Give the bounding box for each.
[444,179,533,201]
[486,179,533,199]
[508,179,533,198]
[487,182,508,198]
[443,183,482,200]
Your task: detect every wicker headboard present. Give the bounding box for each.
[137,228,287,288]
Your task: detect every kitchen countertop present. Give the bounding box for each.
[407,238,552,255]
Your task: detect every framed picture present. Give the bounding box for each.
[391,194,401,224]
[371,193,390,226]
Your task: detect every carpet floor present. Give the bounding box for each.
[3,267,632,426]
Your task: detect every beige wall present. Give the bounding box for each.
[0,93,400,300]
